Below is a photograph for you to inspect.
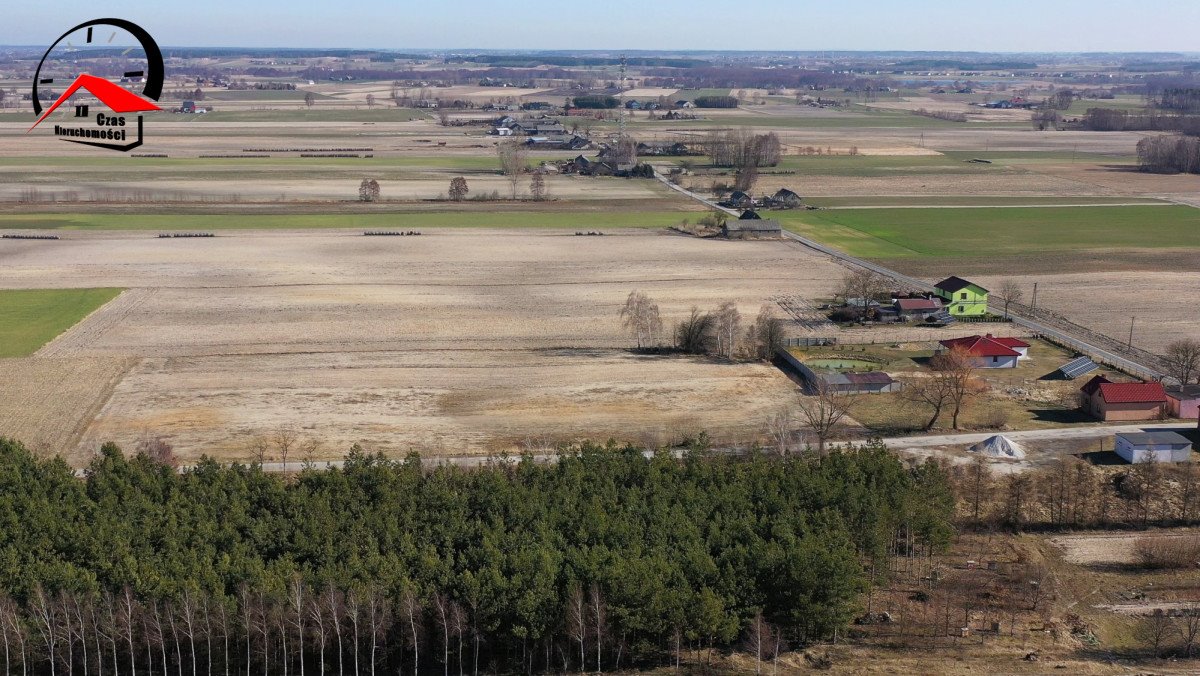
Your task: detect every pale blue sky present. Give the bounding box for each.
[5,1,1198,52]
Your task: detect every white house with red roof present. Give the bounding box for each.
[937,334,1030,369]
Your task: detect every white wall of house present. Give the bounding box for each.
[970,355,1018,369]
[1115,436,1193,463]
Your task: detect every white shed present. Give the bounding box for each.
[1114,431,1193,464]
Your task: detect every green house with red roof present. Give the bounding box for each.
[933,276,989,317]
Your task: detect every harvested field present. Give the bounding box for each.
[0,356,136,462]
[0,229,860,463]
[1048,531,1200,566]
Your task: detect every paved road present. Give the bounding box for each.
[878,422,1189,450]
[820,202,1172,210]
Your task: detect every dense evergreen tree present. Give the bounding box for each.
[0,436,951,674]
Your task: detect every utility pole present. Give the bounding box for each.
[1030,282,1038,314]
[1128,316,1135,348]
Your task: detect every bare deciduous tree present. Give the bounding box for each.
[618,291,662,350]
[448,177,469,202]
[497,141,527,199]
[1163,338,1200,385]
[797,381,858,455]
[674,307,715,355]
[529,173,546,202]
[840,268,889,313]
[358,179,380,203]
[712,302,741,359]
[934,346,980,430]
[997,279,1024,319]
[747,305,785,360]
[304,92,315,109]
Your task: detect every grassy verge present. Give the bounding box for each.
[0,288,123,357]
[779,205,1200,258]
[0,211,693,231]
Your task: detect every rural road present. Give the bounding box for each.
[195,420,1193,475]
[653,168,1165,380]
[819,202,1171,210]
[877,421,1190,450]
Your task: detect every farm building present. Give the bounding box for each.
[724,191,754,209]
[722,220,781,240]
[1080,375,1167,421]
[1114,431,1193,464]
[767,188,803,208]
[933,276,989,316]
[938,334,1028,368]
[1165,385,1200,419]
[894,297,942,320]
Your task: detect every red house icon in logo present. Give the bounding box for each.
[28,73,161,151]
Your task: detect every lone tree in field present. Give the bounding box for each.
[530,173,547,202]
[358,178,381,202]
[619,291,662,350]
[304,92,315,108]
[365,93,377,108]
[997,279,1024,319]
[497,141,527,199]
[448,176,469,201]
[798,381,858,456]
[1164,338,1200,385]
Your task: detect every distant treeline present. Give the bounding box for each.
[1137,135,1200,173]
[1080,108,1200,134]
[569,95,619,109]
[890,59,1038,70]
[694,95,739,109]
[0,437,953,675]
[451,55,708,68]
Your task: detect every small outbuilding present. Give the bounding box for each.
[1166,385,1200,419]
[1114,431,1193,464]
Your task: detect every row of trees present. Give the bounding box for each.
[1137,135,1200,174]
[0,437,955,675]
[703,130,782,192]
[618,292,784,360]
[949,450,1200,530]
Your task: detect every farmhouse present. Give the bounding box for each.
[1166,385,1200,419]
[938,334,1028,369]
[1114,431,1193,464]
[1080,375,1167,421]
[766,188,803,208]
[721,219,781,240]
[933,276,989,317]
[723,191,754,209]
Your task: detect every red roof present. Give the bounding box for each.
[896,298,941,311]
[939,335,1020,358]
[1097,382,1167,404]
[988,335,1030,349]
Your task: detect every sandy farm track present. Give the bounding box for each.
[0,228,854,464]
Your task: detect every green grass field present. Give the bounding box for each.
[0,211,693,231]
[804,196,1169,208]
[780,205,1200,258]
[770,154,1004,177]
[0,288,122,357]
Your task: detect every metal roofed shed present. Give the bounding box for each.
[1114,431,1194,464]
[1057,356,1099,380]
